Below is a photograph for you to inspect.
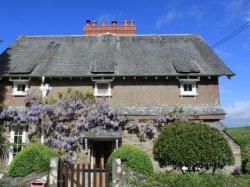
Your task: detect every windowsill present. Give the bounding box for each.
[94,94,112,97]
[180,93,198,97]
[11,92,27,97]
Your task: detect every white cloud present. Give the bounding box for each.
[224,101,250,126]
[188,6,206,20]
[220,0,250,24]
[155,10,182,28]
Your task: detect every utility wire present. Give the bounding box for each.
[212,21,250,48]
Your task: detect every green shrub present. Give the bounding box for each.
[107,144,153,175]
[8,144,59,177]
[153,121,234,172]
[242,144,250,173]
[0,180,5,187]
[138,172,250,187]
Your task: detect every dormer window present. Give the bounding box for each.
[179,79,198,97]
[11,79,29,96]
[93,79,112,97]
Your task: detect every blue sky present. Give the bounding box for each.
[0,0,249,127]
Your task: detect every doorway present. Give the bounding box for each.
[91,141,113,169]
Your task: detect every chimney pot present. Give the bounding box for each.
[123,20,128,26]
[111,20,118,26]
[85,20,91,26]
[91,21,97,26]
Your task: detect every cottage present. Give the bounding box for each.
[0,20,239,171]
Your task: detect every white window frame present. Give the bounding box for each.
[11,80,29,96]
[8,127,28,165]
[93,79,112,97]
[179,79,198,97]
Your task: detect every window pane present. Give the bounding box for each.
[184,84,188,91]
[97,83,109,94]
[183,84,192,92]
[188,84,192,91]
[17,84,25,92]
[13,129,23,156]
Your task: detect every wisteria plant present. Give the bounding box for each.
[0,89,188,163]
[0,90,127,163]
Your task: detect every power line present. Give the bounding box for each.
[212,21,250,48]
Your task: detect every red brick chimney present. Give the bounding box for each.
[84,20,136,36]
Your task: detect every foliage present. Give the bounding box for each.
[226,126,250,174]
[0,180,5,187]
[8,144,59,177]
[226,126,250,149]
[0,89,189,164]
[242,144,250,173]
[0,90,127,164]
[107,144,153,175]
[153,121,234,172]
[125,108,188,141]
[0,117,8,160]
[134,172,250,187]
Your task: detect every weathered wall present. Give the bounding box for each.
[0,76,219,107]
[122,130,162,171]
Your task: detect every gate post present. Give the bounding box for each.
[49,157,59,187]
[112,158,122,187]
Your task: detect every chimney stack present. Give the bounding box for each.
[84,20,136,36]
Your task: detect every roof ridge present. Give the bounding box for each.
[20,34,196,38]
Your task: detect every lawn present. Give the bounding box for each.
[226,126,250,149]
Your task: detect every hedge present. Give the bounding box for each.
[8,144,59,177]
[135,172,250,187]
[153,121,234,171]
[107,144,153,175]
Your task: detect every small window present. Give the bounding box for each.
[13,129,23,156]
[12,81,29,96]
[17,84,26,92]
[97,83,109,95]
[8,128,27,164]
[183,83,193,92]
[93,80,112,97]
[180,81,197,96]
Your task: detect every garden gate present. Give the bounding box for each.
[58,163,111,187]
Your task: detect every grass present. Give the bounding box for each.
[226,126,250,149]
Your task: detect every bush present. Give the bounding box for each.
[107,144,153,175]
[153,121,234,171]
[8,144,59,177]
[0,181,4,187]
[242,144,250,173]
[138,172,250,187]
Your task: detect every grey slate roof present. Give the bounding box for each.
[0,34,234,77]
[121,105,225,116]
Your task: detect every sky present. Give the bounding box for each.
[0,0,249,127]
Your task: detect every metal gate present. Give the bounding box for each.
[58,163,111,187]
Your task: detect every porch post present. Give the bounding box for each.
[49,157,59,187]
[8,129,15,165]
[115,139,119,149]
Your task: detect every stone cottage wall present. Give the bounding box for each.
[122,130,241,174]
[0,76,220,107]
[122,130,162,171]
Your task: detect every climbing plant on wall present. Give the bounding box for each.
[0,89,188,163]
